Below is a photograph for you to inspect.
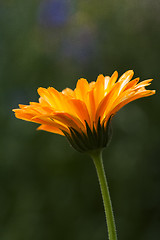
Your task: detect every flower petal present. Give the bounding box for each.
[62,88,75,98]
[104,71,118,94]
[95,82,121,123]
[52,112,85,132]
[118,70,134,93]
[69,99,91,126]
[37,124,64,135]
[94,74,105,107]
[123,78,139,90]
[74,78,89,102]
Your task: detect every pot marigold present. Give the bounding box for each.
[13,70,155,152]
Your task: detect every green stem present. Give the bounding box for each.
[90,150,118,240]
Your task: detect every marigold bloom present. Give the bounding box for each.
[13,70,155,152]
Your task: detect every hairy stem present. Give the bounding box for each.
[90,150,118,240]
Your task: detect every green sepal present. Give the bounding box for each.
[85,121,96,148]
[62,116,113,153]
[69,128,88,152]
[61,130,84,152]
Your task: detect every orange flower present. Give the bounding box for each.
[13,70,155,152]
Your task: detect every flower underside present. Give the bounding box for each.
[13,70,155,152]
[62,117,112,152]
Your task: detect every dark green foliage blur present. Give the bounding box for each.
[0,0,160,239]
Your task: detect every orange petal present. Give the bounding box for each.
[94,74,105,108]
[95,82,121,123]
[52,112,85,132]
[89,81,95,89]
[13,111,35,121]
[134,79,153,89]
[88,88,96,122]
[69,99,91,126]
[38,87,61,109]
[74,78,89,102]
[37,124,65,135]
[62,88,75,98]
[104,71,118,94]
[38,87,52,104]
[33,114,69,131]
[39,96,50,106]
[109,89,155,117]
[118,70,134,82]
[118,70,134,93]
[124,78,139,91]
[18,104,28,109]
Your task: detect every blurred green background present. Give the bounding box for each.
[0,0,160,239]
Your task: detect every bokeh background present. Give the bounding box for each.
[0,0,160,239]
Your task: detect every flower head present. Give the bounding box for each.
[13,70,155,152]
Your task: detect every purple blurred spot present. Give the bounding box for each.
[38,0,70,27]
